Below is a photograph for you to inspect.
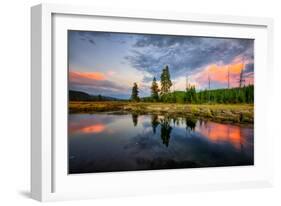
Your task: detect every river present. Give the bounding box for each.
[68,113,254,174]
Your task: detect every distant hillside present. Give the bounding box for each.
[69,90,122,101]
[142,91,187,103]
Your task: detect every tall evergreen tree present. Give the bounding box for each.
[150,77,160,101]
[160,65,172,96]
[131,82,140,102]
[186,85,197,103]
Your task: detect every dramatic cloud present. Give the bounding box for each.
[76,31,132,45]
[77,31,111,42]
[69,30,254,97]
[193,61,252,88]
[193,63,240,87]
[126,35,254,84]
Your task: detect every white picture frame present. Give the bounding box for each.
[31,3,274,202]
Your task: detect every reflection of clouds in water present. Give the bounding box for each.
[80,124,106,134]
[124,131,160,153]
[69,113,254,173]
[124,114,253,151]
[124,126,252,168]
[141,121,151,128]
[123,115,253,168]
[70,114,252,150]
[196,121,251,150]
[69,114,115,134]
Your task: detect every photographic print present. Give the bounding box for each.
[68,30,254,174]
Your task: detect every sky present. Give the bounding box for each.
[68,30,254,99]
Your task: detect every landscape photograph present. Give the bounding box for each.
[68,30,254,174]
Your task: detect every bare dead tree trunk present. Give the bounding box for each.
[208,73,211,102]
[227,66,230,89]
[186,75,189,90]
[208,73,210,90]
[239,61,245,88]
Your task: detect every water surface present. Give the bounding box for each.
[68,113,253,174]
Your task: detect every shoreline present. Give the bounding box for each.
[69,101,254,124]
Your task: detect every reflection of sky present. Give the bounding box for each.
[68,114,254,173]
[68,31,254,99]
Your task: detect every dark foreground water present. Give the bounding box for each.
[68,113,254,174]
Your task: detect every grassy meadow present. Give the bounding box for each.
[69,101,254,124]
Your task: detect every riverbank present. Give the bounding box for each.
[69,101,254,124]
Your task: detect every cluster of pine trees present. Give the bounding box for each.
[130,65,254,104]
[131,65,173,102]
[196,86,254,104]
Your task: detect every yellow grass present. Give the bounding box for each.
[69,101,254,124]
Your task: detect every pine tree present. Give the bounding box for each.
[186,86,192,103]
[160,65,172,96]
[150,77,160,102]
[190,86,197,103]
[97,94,102,101]
[131,82,140,102]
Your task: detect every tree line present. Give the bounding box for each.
[131,65,254,104]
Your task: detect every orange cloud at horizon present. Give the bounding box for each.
[194,61,253,88]
[203,62,243,83]
[69,71,106,81]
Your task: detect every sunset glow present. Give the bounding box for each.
[68,31,254,98]
[69,71,106,81]
[194,61,253,88]
[68,31,254,174]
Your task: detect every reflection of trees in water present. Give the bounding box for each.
[149,115,199,147]
[132,114,138,127]
[172,118,180,126]
[151,115,159,134]
[150,115,173,147]
[199,119,203,127]
[185,117,196,131]
[160,117,173,147]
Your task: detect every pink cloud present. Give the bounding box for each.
[69,71,106,81]
[194,61,253,88]
[69,70,128,93]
